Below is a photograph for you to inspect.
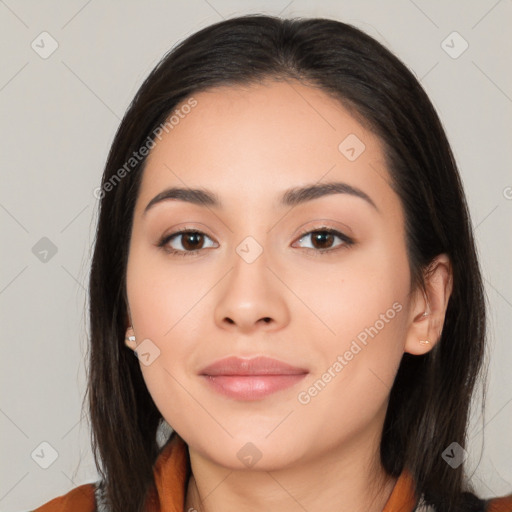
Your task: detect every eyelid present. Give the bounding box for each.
[158,222,217,243]
[295,224,346,239]
[291,218,354,239]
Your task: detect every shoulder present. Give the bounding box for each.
[31,481,98,512]
[461,491,512,512]
[485,493,512,512]
[414,492,512,512]
[458,491,512,512]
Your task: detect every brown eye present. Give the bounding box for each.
[180,232,204,250]
[294,228,354,255]
[309,231,336,250]
[158,230,217,255]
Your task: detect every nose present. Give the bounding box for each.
[213,245,290,334]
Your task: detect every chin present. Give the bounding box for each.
[186,431,310,472]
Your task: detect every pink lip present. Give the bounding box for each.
[199,356,308,401]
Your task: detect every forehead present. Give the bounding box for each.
[136,80,396,214]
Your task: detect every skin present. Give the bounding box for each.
[124,79,453,512]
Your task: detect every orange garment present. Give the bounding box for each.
[32,433,512,511]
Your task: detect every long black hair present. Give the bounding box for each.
[86,14,487,511]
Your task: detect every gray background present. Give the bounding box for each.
[1,1,511,510]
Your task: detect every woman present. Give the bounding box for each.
[33,14,512,512]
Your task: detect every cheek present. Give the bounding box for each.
[290,238,409,410]
[125,278,197,434]
[126,237,206,338]
[125,244,211,427]
[287,234,410,355]
[292,292,407,448]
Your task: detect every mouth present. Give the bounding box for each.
[199,356,309,401]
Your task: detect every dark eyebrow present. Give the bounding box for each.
[144,187,219,214]
[143,181,378,215]
[281,181,378,211]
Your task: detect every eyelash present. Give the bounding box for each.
[156,226,354,258]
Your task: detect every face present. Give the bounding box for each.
[125,79,418,470]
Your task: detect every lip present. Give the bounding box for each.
[199,356,309,401]
[200,356,308,376]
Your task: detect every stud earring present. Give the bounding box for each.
[419,339,430,345]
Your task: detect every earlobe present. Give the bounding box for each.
[404,253,453,356]
[405,297,433,356]
[125,326,137,350]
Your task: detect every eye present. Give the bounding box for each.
[157,229,217,256]
[157,226,354,257]
[292,227,354,255]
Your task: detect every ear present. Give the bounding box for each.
[124,305,137,350]
[404,253,453,355]
[124,325,137,350]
